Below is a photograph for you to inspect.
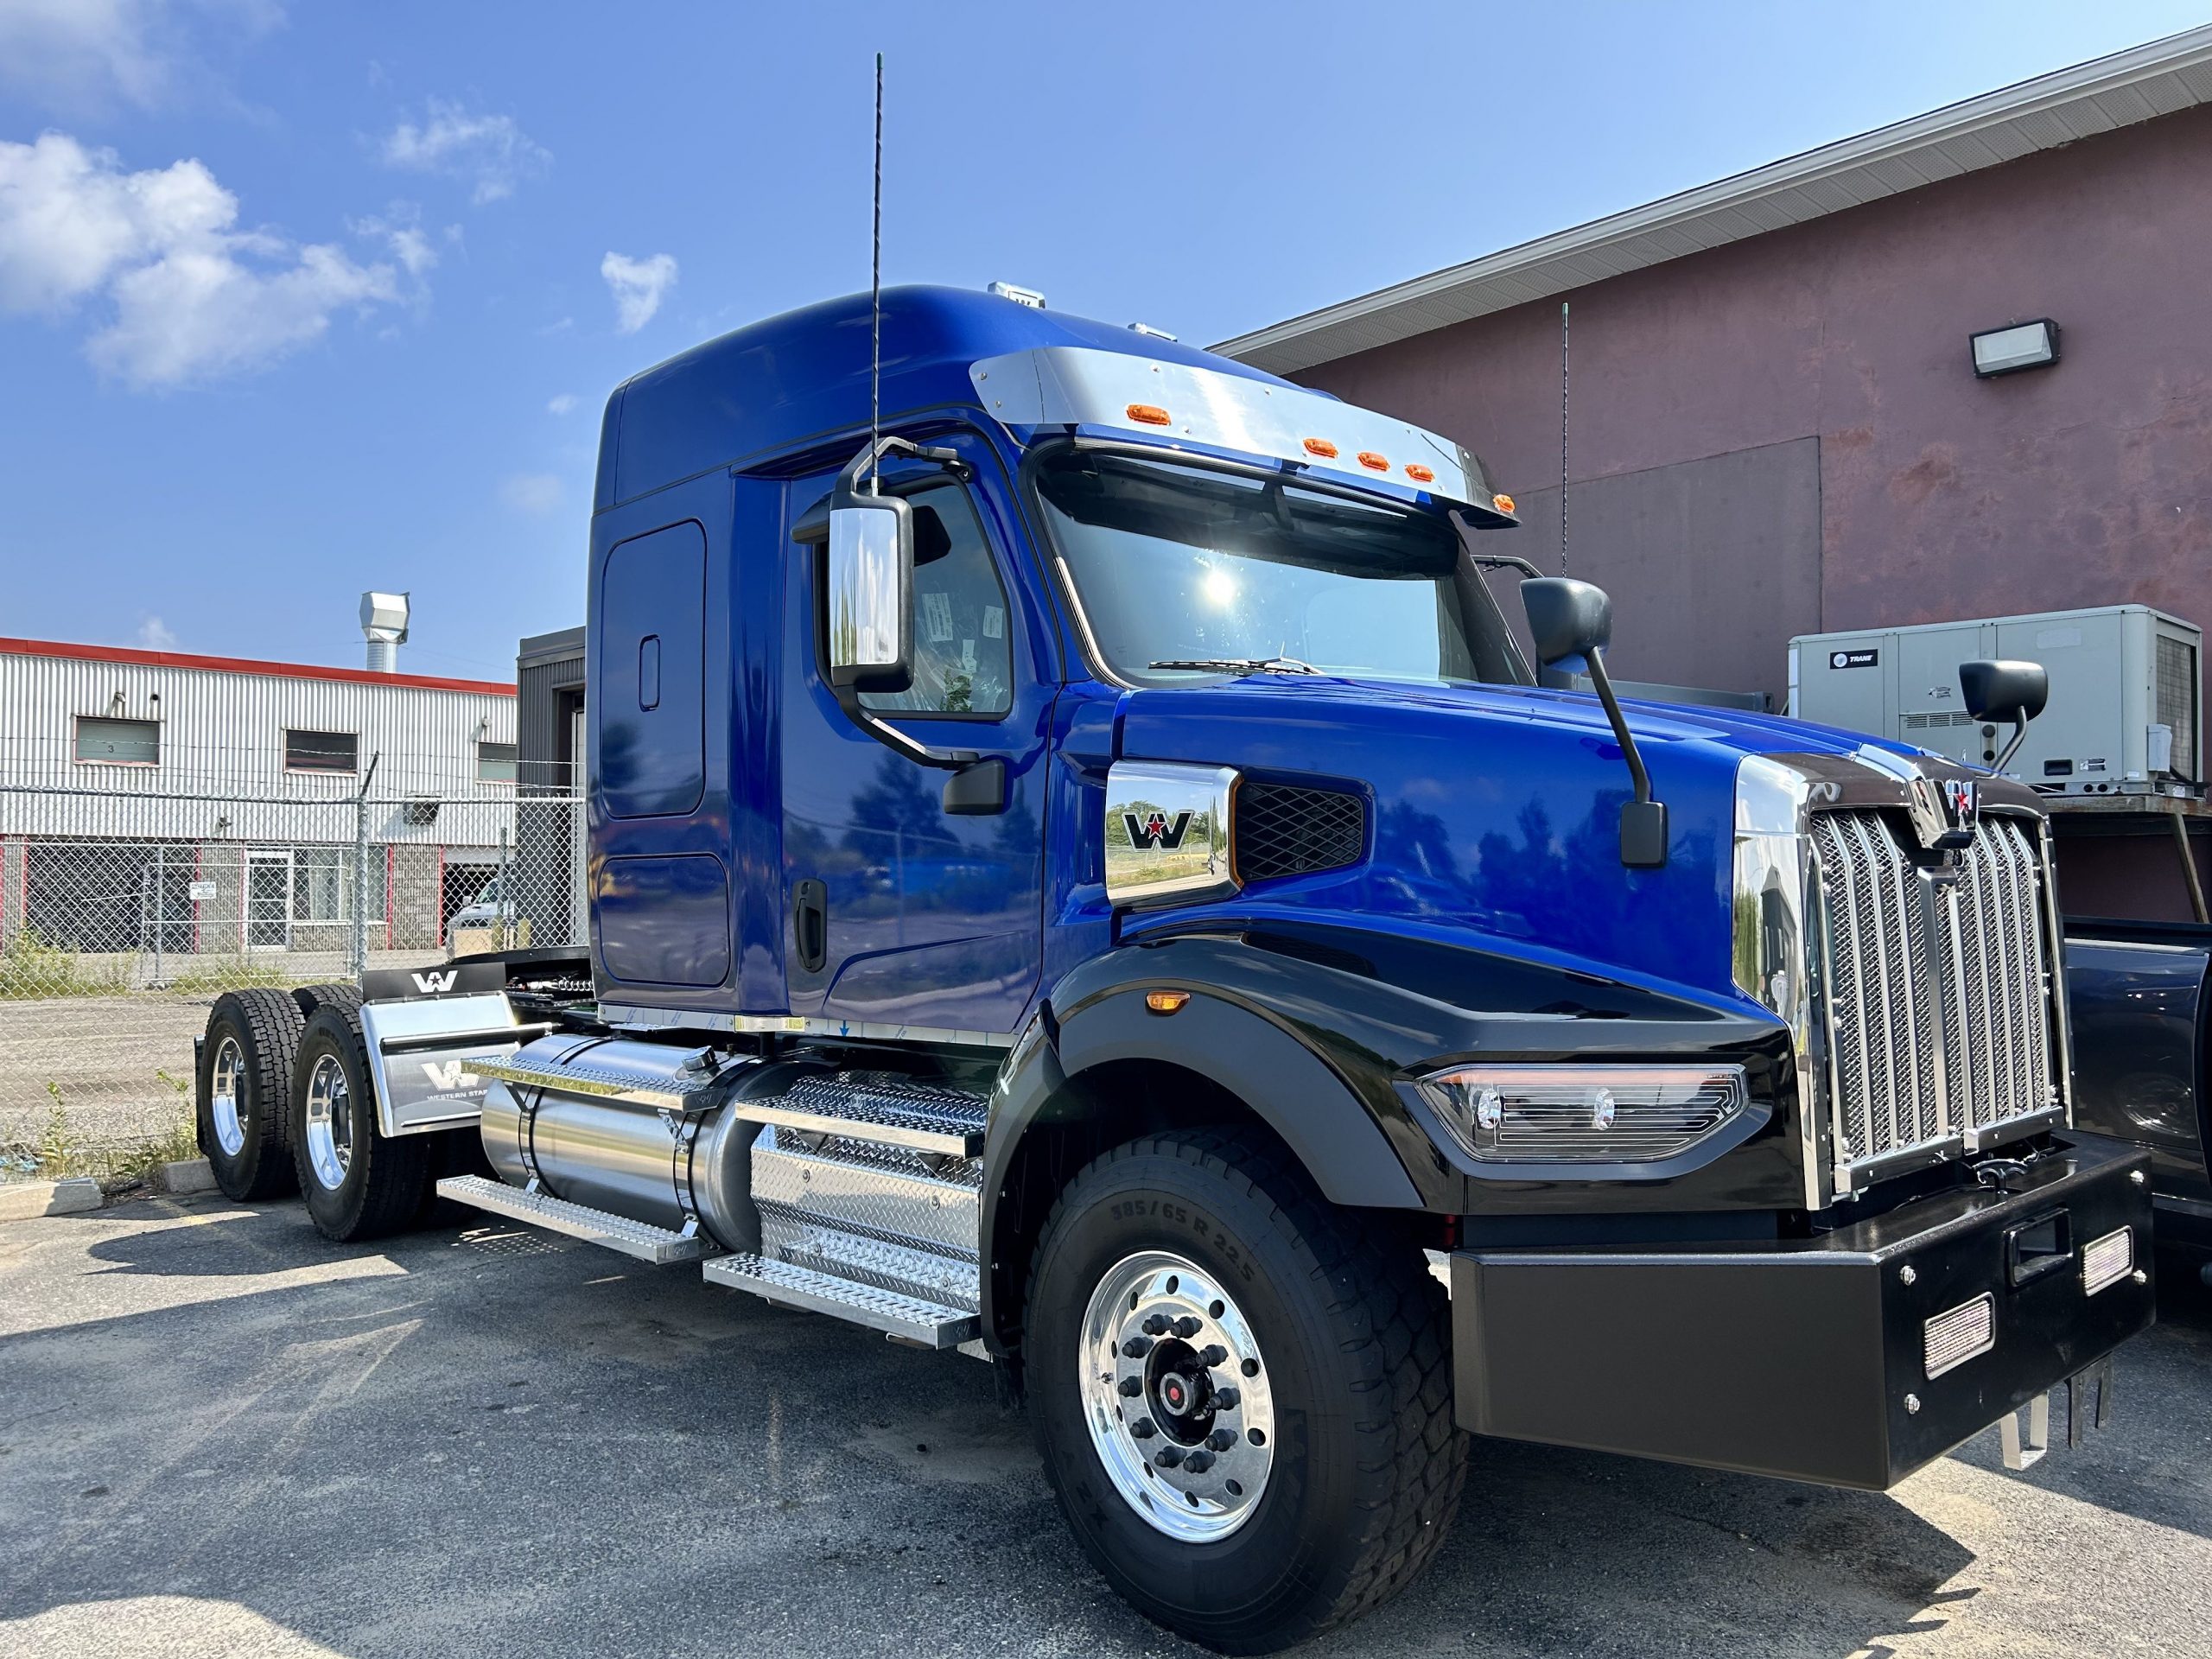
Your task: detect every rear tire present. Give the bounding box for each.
[195,989,304,1201]
[1025,1129,1465,1653]
[289,1004,430,1242]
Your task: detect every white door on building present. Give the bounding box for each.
[245,849,291,950]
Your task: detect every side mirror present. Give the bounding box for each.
[1518,576,1666,869]
[826,493,913,693]
[1960,658,2047,772]
[1520,576,1614,669]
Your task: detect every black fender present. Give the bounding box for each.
[976,922,1799,1353]
[977,933,1431,1353]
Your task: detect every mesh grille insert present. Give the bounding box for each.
[1236,784,1365,881]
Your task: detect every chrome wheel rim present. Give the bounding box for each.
[1078,1249,1277,1542]
[303,1054,353,1192]
[209,1036,247,1157]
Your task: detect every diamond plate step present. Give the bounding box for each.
[732,1072,988,1157]
[436,1175,720,1265]
[702,1252,982,1347]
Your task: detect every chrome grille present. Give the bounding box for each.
[1812,810,2056,1183]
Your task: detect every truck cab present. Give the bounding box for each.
[200,283,2154,1654]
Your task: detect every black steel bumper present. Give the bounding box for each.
[1450,1132,2155,1489]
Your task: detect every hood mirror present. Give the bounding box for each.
[1521,577,1668,870]
[1960,658,2047,773]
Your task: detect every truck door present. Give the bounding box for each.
[782,434,1048,1035]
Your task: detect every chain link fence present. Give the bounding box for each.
[1,780,585,1178]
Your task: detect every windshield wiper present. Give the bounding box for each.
[1147,656,1319,676]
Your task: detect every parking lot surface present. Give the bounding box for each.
[3,1195,2209,1659]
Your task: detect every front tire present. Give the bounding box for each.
[289,1004,430,1242]
[1026,1129,1465,1653]
[195,989,304,1201]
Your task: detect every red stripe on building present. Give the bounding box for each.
[0,637,516,696]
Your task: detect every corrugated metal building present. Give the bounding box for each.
[0,637,518,957]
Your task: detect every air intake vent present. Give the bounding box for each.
[1236,784,1364,881]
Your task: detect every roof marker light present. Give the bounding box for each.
[1492,492,1517,515]
[1405,462,1435,483]
[1127,404,1173,426]
[1303,438,1338,458]
[1357,451,1389,472]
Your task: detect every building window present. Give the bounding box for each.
[74,715,159,765]
[476,740,518,783]
[291,848,350,923]
[284,728,359,773]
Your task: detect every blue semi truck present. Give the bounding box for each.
[196,284,2153,1651]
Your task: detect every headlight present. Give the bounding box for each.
[1417,1064,1748,1163]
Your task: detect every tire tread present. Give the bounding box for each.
[1027,1127,1465,1649]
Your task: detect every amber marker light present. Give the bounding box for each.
[1492,492,1517,515]
[1302,437,1338,458]
[1145,989,1191,1014]
[1127,404,1173,426]
[1357,451,1389,471]
[1405,462,1435,483]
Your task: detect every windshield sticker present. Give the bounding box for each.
[960,639,977,673]
[922,591,955,643]
[983,605,1004,639]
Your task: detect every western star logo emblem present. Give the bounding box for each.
[422,1059,475,1091]
[1942,778,1980,832]
[1123,809,1194,851]
[411,969,458,995]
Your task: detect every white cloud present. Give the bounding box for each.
[546,392,577,415]
[0,131,405,386]
[500,472,561,516]
[137,613,179,649]
[349,203,437,277]
[601,251,676,334]
[0,0,285,112]
[380,99,549,205]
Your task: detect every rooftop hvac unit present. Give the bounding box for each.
[1791,604,2201,798]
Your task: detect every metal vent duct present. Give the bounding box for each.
[360,591,410,672]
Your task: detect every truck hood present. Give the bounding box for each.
[1110,675,1923,1008]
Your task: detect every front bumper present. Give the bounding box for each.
[1450,1131,2154,1489]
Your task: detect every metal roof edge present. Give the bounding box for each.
[1215,24,2212,372]
[0,637,517,696]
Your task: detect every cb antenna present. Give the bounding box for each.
[869,50,883,491]
[1559,299,1570,575]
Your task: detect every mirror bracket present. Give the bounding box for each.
[1520,577,1669,870]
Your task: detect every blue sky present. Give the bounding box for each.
[2,1,2207,681]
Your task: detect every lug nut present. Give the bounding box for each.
[1122,1336,1154,1358]
[1131,1418,1156,1440]
[1118,1376,1143,1397]
[1199,1344,1228,1367]
[1183,1450,1216,1473]
[1207,1429,1238,1452]
[1173,1317,1203,1338]
[1213,1386,1240,1410]
[1156,1446,1185,1468]
[1141,1313,1170,1336]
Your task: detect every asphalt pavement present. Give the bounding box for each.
[3,1194,2209,1659]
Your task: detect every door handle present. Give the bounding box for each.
[792,878,828,973]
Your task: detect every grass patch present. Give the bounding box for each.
[3,1073,202,1192]
[0,930,125,1001]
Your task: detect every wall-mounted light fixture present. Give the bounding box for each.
[1971,319,2059,378]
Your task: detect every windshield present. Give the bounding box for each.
[1033,452,1530,688]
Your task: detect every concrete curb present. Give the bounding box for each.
[0,1178,103,1222]
[153,1158,218,1195]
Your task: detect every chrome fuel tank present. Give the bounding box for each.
[477,1036,804,1250]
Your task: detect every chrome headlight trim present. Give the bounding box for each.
[1416,1062,1749,1165]
[1103,760,1240,908]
